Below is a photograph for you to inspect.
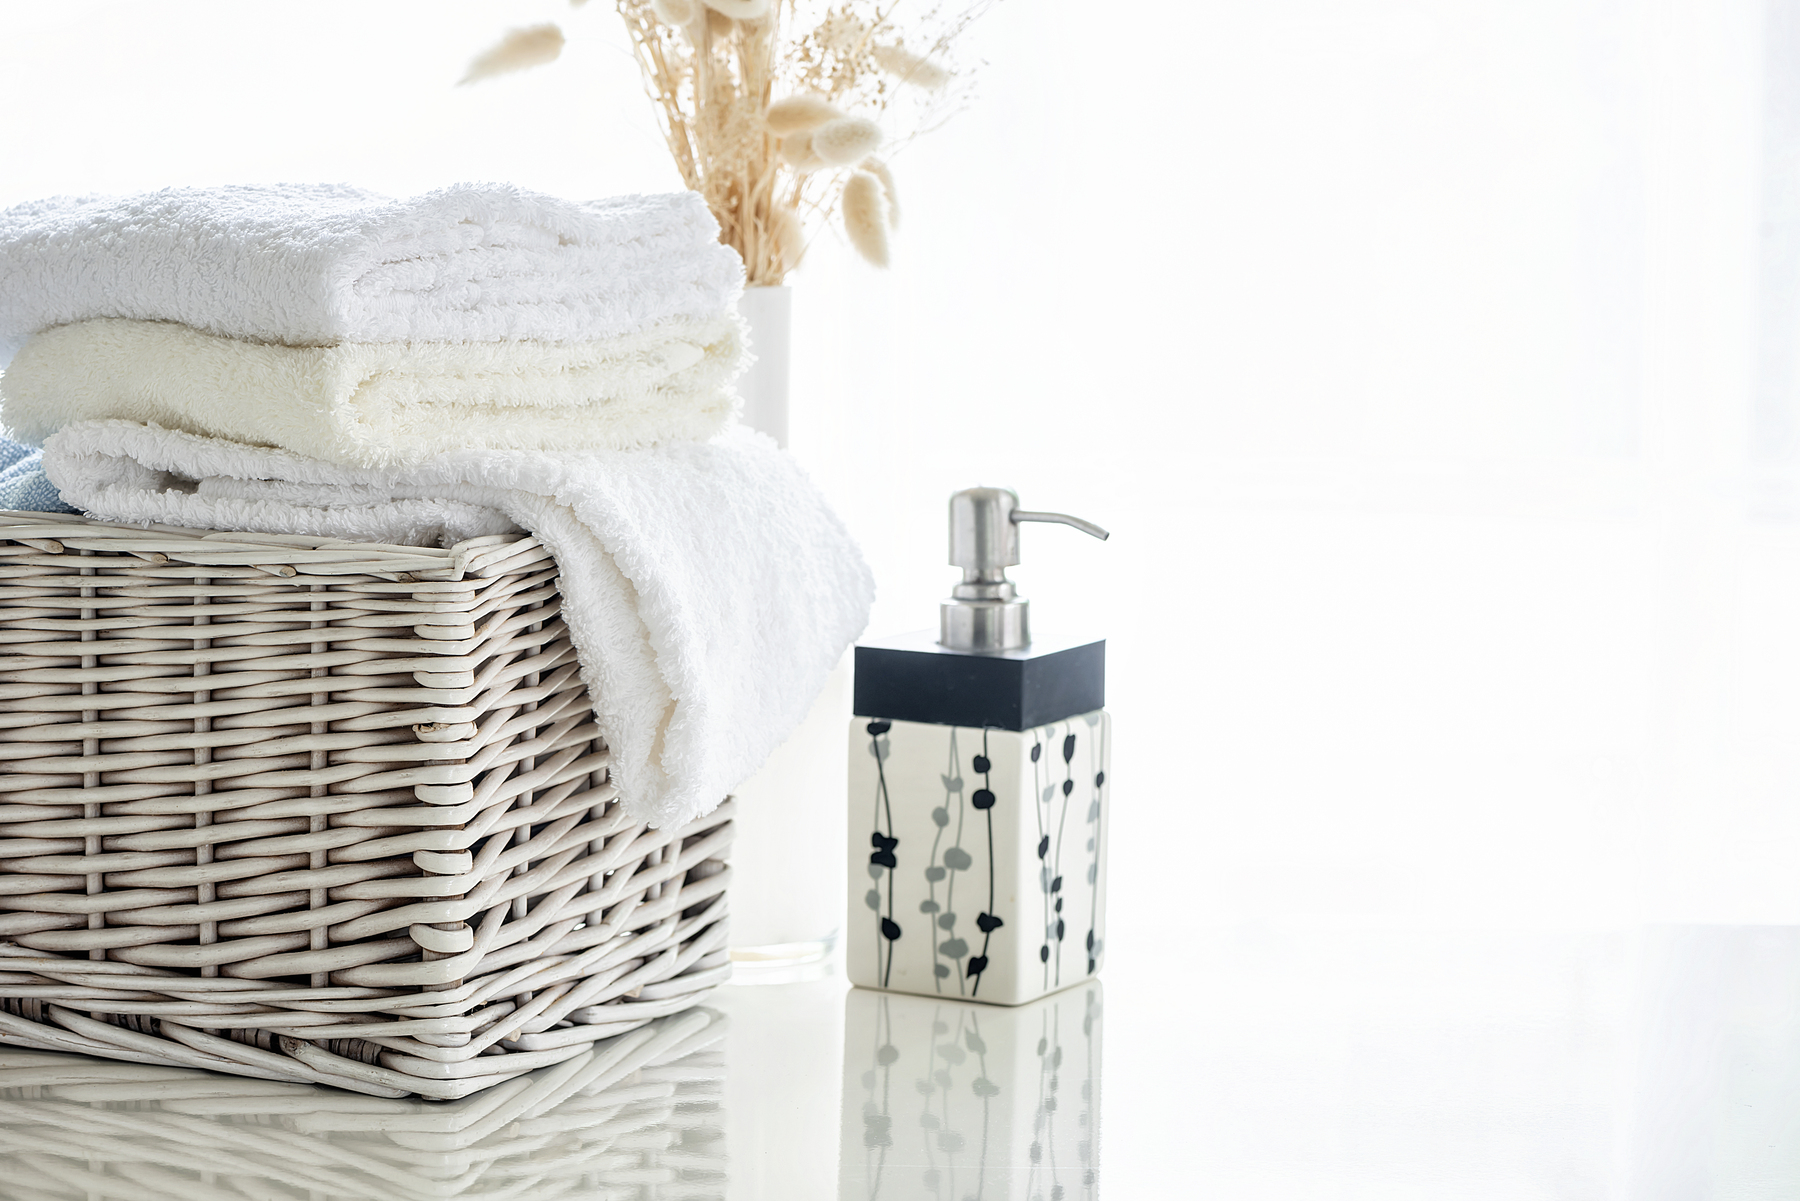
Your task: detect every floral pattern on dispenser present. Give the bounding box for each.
[850,712,1109,1005]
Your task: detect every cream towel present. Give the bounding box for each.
[1,316,745,468]
[42,420,875,830]
[0,184,743,361]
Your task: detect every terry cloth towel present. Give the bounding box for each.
[1,316,745,468]
[43,420,875,830]
[0,184,744,362]
[0,433,73,513]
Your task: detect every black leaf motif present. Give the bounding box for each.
[1039,944,1050,962]
[1063,734,1077,763]
[870,849,896,869]
[1031,743,1042,762]
[1095,770,1105,786]
[972,754,991,773]
[976,912,1004,933]
[966,955,989,975]
[1056,918,1066,939]
[1037,835,1050,858]
[1051,875,1063,893]
[870,832,899,852]
[1062,778,1074,797]
[866,720,892,736]
[1085,929,1095,950]
[972,788,995,810]
[880,918,902,941]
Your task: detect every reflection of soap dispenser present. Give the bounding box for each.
[848,487,1111,1005]
[839,981,1105,1190]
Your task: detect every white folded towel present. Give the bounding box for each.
[0,184,743,362]
[2,316,745,468]
[43,420,875,830]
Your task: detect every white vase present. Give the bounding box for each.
[735,285,790,447]
[728,284,848,982]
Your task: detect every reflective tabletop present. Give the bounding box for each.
[0,925,1793,1197]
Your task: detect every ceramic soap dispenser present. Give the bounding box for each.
[848,487,1110,1004]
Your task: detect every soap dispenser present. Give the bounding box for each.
[848,487,1110,1004]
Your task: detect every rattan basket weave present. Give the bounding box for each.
[0,510,732,1099]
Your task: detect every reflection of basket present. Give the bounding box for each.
[0,1006,726,1199]
[0,512,733,1098]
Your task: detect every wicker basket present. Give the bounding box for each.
[0,511,733,1099]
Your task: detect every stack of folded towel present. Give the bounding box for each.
[0,183,874,829]
[0,184,748,465]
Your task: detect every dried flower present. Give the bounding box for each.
[772,205,807,274]
[468,2,994,284]
[863,157,899,229]
[779,131,822,171]
[812,116,882,167]
[766,94,840,135]
[842,171,890,267]
[871,44,951,90]
[818,13,869,52]
[651,0,698,25]
[702,0,769,17]
[459,24,565,85]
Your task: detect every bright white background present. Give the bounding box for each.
[4,0,1800,1190]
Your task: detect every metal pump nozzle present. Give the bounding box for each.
[940,488,1109,652]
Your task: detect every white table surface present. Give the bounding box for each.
[723,927,1800,1199]
[0,924,1788,1198]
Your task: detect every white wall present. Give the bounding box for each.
[0,0,1792,960]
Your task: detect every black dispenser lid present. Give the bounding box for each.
[853,630,1104,731]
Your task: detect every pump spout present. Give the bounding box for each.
[1010,510,1110,541]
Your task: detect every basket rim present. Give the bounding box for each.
[0,509,541,583]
